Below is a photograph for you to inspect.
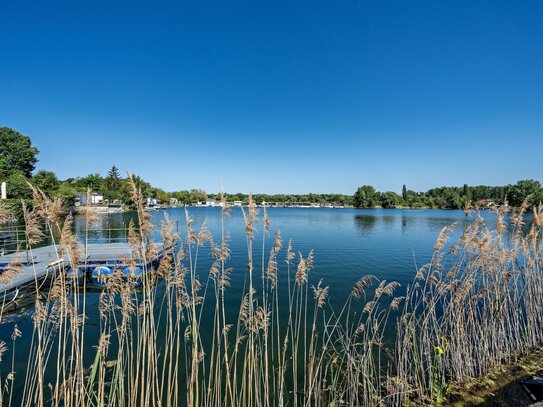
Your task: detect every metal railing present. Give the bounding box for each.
[0,221,179,258]
[79,221,179,244]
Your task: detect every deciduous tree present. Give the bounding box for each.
[0,127,39,177]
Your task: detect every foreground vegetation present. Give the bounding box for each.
[0,179,542,406]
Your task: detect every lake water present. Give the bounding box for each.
[72,207,477,299]
[0,206,482,325]
[63,205,492,327]
[0,207,498,403]
[150,207,474,296]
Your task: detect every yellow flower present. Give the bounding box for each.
[434,346,444,355]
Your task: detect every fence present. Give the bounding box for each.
[0,221,179,257]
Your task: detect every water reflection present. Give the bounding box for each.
[381,214,397,229]
[73,213,137,244]
[354,215,377,233]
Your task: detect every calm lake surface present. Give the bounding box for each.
[1,206,483,323]
[74,206,477,299]
[67,206,488,316]
[0,207,496,400]
[153,206,474,293]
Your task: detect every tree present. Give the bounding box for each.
[402,184,407,201]
[442,188,462,209]
[506,179,543,207]
[172,190,191,205]
[403,189,422,207]
[189,189,207,203]
[354,185,378,208]
[380,191,401,208]
[5,171,32,199]
[469,185,505,203]
[462,183,469,197]
[151,188,170,204]
[55,182,78,205]
[32,170,59,194]
[0,127,39,177]
[74,173,104,191]
[119,175,152,205]
[105,165,121,191]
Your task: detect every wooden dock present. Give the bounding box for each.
[0,242,162,295]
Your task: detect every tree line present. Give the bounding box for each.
[354,180,543,209]
[0,128,356,208]
[2,127,541,215]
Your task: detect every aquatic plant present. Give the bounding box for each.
[0,188,542,406]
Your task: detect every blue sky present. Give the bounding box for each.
[1,0,542,194]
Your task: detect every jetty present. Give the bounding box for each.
[0,223,174,297]
[0,242,166,295]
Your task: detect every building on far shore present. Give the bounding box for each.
[477,199,495,208]
[75,192,104,206]
[146,196,162,207]
[73,192,125,213]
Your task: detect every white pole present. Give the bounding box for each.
[1,182,6,199]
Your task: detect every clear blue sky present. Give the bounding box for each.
[1,0,542,194]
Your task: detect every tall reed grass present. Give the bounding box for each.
[0,185,542,406]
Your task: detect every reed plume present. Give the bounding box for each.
[1,191,542,407]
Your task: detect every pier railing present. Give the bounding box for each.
[0,221,179,258]
[80,221,179,244]
[0,224,29,256]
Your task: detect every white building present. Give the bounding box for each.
[146,197,162,206]
[76,192,104,206]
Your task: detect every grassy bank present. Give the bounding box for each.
[446,347,543,405]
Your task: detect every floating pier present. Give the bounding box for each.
[0,241,166,296]
[0,221,178,300]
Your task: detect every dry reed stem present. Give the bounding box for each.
[1,192,542,407]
